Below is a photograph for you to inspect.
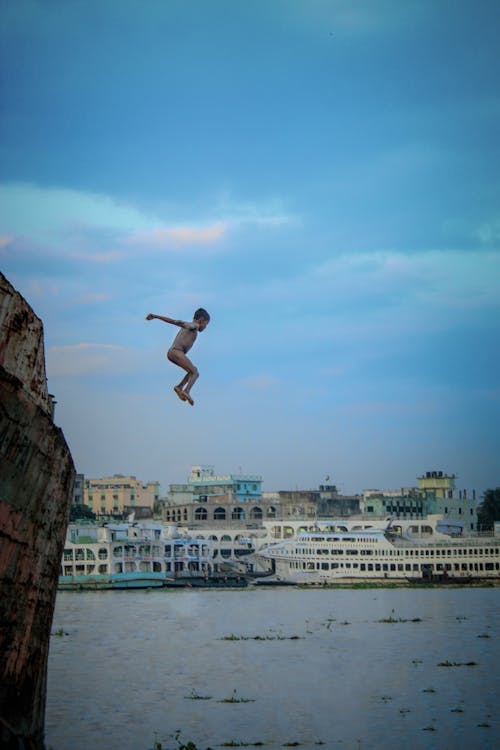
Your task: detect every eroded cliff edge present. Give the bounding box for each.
[0,273,75,749]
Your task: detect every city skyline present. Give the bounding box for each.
[1,1,499,495]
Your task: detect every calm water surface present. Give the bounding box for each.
[46,587,499,750]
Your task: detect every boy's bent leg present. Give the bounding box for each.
[183,367,199,395]
[168,349,198,404]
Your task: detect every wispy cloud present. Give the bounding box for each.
[239,373,280,391]
[0,235,13,249]
[75,292,112,304]
[251,249,500,315]
[0,182,292,264]
[47,342,142,377]
[126,223,226,248]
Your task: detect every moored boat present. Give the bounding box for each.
[255,516,500,585]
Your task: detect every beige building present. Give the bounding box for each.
[84,475,160,517]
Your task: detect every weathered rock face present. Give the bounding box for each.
[0,273,75,749]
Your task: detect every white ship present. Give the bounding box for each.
[255,516,500,584]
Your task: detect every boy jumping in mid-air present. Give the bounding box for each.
[146,308,210,406]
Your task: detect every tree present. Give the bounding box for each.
[477,488,500,531]
[69,503,96,522]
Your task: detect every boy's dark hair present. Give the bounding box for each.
[194,307,210,322]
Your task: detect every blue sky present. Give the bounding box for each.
[1,0,499,496]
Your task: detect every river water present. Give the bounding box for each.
[46,587,499,750]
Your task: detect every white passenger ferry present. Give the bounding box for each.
[255,516,500,584]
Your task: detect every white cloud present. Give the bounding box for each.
[251,249,500,313]
[0,182,292,262]
[239,373,280,391]
[47,342,144,377]
[126,223,226,248]
[0,235,13,249]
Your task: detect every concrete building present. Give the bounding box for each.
[418,471,478,531]
[164,465,269,526]
[164,468,360,526]
[84,475,159,518]
[275,484,361,518]
[361,471,478,531]
[417,470,456,499]
[72,473,85,506]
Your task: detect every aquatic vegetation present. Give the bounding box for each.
[437,660,478,667]
[220,634,303,641]
[219,690,255,704]
[184,690,212,701]
[51,627,69,637]
[477,633,491,638]
[153,731,214,750]
[422,688,436,693]
[377,615,423,624]
[451,708,464,713]
[477,722,491,728]
[219,742,265,747]
[422,726,436,732]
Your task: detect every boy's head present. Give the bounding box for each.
[194,308,210,331]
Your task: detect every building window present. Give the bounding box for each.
[214,507,226,521]
[195,508,208,521]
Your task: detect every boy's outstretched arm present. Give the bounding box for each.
[146,313,190,328]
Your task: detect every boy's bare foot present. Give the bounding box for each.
[174,386,187,402]
[184,393,194,406]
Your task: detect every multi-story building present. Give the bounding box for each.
[270,485,360,518]
[361,471,478,531]
[163,468,360,526]
[84,475,160,518]
[72,473,85,506]
[163,465,270,525]
[417,470,456,499]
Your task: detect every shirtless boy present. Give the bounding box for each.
[146,308,210,405]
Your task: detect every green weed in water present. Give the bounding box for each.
[219,690,255,704]
[184,689,212,701]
